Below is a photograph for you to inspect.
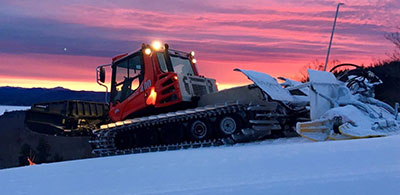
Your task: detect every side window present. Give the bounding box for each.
[131,79,140,92]
[114,60,128,96]
[128,56,142,91]
[115,60,128,85]
[112,53,144,103]
[157,53,168,72]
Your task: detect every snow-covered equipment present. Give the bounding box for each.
[296,64,400,141]
[24,46,400,156]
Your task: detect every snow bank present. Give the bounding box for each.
[0,136,399,195]
[0,105,30,116]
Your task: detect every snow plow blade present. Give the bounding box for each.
[296,119,331,141]
[296,119,349,141]
[297,117,387,141]
[338,122,385,139]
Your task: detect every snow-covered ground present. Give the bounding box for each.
[0,105,30,116]
[1,135,400,195]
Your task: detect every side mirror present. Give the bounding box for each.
[99,67,106,83]
[96,64,111,104]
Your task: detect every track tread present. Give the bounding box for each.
[90,102,289,156]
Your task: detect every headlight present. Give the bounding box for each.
[144,48,152,55]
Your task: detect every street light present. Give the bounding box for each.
[324,3,344,71]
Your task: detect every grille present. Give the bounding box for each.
[190,77,205,82]
[206,80,214,93]
[183,76,191,94]
[192,84,207,96]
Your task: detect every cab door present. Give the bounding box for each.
[110,52,146,121]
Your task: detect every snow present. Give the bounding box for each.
[308,69,339,84]
[322,105,399,137]
[1,135,400,195]
[235,69,293,102]
[0,105,30,116]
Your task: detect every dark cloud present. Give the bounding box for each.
[0,14,146,57]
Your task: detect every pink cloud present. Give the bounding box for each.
[1,0,398,90]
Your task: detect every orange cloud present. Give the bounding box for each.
[0,76,107,91]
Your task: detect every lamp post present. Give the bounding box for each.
[324,3,344,71]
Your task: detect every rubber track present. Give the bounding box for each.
[90,102,281,156]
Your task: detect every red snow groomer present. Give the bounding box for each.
[24,42,400,156]
[26,42,306,156]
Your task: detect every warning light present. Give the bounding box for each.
[173,75,178,80]
[151,41,162,50]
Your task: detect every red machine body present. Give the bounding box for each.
[106,43,217,122]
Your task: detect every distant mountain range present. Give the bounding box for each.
[0,87,108,106]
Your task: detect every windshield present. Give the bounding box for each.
[170,55,194,75]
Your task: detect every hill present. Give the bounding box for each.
[368,60,400,106]
[0,86,108,106]
[0,111,93,169]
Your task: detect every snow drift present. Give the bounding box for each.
[0,105,30,116]
[0,135,399,195]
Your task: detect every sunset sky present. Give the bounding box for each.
[0,0,399,91]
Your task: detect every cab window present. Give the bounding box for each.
[170,55,194,75]
[112,53,143,103]
[157,52,168,72]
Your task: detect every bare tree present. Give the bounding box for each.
[385,29,400,61]
[299,59,341,82]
